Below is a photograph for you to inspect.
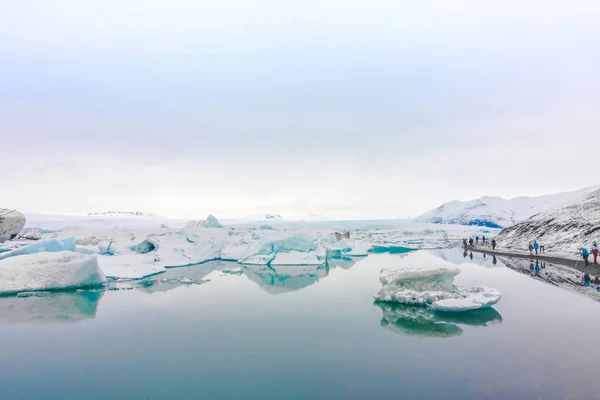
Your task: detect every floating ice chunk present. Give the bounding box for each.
[259,237,316,254]
[0,209,26,242]
[97,254,164,280]
[0,237,76,261]
[270,251,324,266]
[17,229,42,241]
[346,241,373,256]
[129,239,156,254]
[0,251,106,295]
[431,287,501,312]
[374,265,501,312]
[239,254,276,265]
[185,215,223,229]
[98,240,116,256]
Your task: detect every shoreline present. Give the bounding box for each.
[468,246,600,275]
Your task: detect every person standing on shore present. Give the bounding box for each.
[582,248,590,266]
[476,236,479,245]
[592,241,599,264]
[482,235,486,244]
[529,242,534,255]
[533,241,539,255]
[491,239,496,251]
[469,237,474,247]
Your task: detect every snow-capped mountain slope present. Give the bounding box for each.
[416,186,600,228]
[494,188,600,257]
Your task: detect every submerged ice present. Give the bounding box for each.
[374,265,501,312]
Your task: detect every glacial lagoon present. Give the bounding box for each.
[1,250,599,399]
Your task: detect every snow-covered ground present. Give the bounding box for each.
[493,188,600,259]
[0,213,486,295]
[416,185,600,228]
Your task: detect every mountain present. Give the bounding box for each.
[86,211,160,218]
[245,213,284,222]
[416,186,600,228]
[494,188,600,257]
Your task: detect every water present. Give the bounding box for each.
[1,250,599,399]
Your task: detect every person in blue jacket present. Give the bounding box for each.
[582,248,590,266]
[533,240,539,255]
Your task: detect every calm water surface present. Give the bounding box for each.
[1,250,599,399]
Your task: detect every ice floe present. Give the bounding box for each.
[0,251,106,295]
[374,265,501,312]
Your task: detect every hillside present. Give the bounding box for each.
[416,186,599,228]
[493,188,600,257]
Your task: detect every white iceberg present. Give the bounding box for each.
[239,254,276,265]
[0,251,106,295]
[431,287,501,312]
[374,265,501,312]
[185,215,223,229]
[0,209,26,242]
[97,254,165,280]
[270,251,324,266]
[0,237,76,261]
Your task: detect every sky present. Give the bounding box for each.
[1,1,599,220]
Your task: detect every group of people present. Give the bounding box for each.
[528,240,545,255]
[581,241,599,266]
[583,273,600,290]
[462,236,496,250]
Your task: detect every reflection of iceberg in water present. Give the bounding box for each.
[376,302,502,338]
[135,261,218,293]
[243,265,330,294]
[0,290,104,324]
[326,256,359,270]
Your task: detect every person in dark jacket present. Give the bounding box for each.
[482,235,486,244]
[528,242,534,255]
[469,237,474,246]
[476,236,479,245]
[582,248,590,266]
[491,239,496,250]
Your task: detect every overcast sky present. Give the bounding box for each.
[1,1,599,219]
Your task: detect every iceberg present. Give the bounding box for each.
[0,251,106,295]
[97,254,164,280]
[270,251,324,266]
[0,209,26,242]
[259,236,316,254]
[185,215,223,229]
[0,237,76,261]
[239,254,276,265]
[374,265,501,312]
[431,287,501,312]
